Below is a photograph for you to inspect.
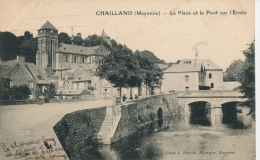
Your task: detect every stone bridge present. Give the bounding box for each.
[175,90,246,116]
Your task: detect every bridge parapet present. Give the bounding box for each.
[174,90,244,98]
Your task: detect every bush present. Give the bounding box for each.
[11,85,31,100]
[47,83,57,99]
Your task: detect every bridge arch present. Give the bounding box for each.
[188,101,211,113]
[188,101,211,126]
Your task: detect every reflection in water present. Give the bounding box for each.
[222,102,252,129]
[86,110,254,160]
[189,101,211,126]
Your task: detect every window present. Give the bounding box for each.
[185,75,189,82]
[10,81,13,88]
[29,82,34,89]
[65,55,69,62]
[73,56,77,63]
[185,86,189,91]
[77,83,79,89]
[101,49,104,52]
[209,73,212,79]
[38,75,43,80]
[211,83,214,88]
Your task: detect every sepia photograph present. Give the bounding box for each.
[0,0,256,159]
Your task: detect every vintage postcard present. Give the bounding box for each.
[0,0,256,160]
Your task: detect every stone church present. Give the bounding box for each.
[36,21,113,99]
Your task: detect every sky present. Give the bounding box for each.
[0,0,254,70]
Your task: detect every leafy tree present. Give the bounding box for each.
[83,34,112,50]
[58,32,72,44]
[136,50,166,64]
[72,33,83,45]
[135,51,163,96]
[47,83,56,99]
[0,31,37,63]
[96,46,141,99]
[0,78,11,100]
[110,39,118,48]
[10,85,31,100]
[238,41,255,116]
[224,59,244,81]
[19,31,37,63]
[0,32,19,61]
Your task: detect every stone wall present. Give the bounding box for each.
[111,93,183,143]
[53,107,106,160]
[53,93,183,158]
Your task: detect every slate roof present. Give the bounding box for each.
[25,63,49,84]
[59,62,97,72]
[39,21,58,31]
[164,59,222,73]
[0,59,49,84]
[58,43,102,55]
[73,67,91,81]
[0,59,18,78]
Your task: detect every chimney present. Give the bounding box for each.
[17,56,25,63]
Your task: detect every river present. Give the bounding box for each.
[89,111,255,160]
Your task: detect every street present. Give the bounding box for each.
[0,100,113,159]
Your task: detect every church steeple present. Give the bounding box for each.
[101,29,108,38]
[36,21,58,72]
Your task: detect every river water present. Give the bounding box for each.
[90,112,255,160]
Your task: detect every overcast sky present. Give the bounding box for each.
[0,0,254,70]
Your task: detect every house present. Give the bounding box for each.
[161,59,224,92]
[35,21,113,99]
[0,56,50,99]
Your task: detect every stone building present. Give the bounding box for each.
[161,59,224,92]
[0,56,50,99]
[36,21,113,99]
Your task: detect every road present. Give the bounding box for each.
[0,100,113,160]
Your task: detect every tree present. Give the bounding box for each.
[47,83,56,99]
[96,46,141,99]
[72,33,83,45]
[0,32,19,61]
[19,31,37,63]
[224,59,244,81]
[136,50,166,64]
[58,32,72,44]
[83,34,112,50]
[135,51,163,96]
[238,41,255,116]
[0,78,11,100]
[10,85,31,100]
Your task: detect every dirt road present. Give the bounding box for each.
[0,100,113,160]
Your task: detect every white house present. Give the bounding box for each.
[161,59,224,92]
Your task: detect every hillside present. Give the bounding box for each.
[139,50,166,64]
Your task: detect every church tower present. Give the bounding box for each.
[36,21,58,73]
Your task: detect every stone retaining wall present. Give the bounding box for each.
[111,93,183,143]
[53,107,106,160]
[53,93,183,159]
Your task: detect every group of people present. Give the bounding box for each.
[122,94,138,102]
